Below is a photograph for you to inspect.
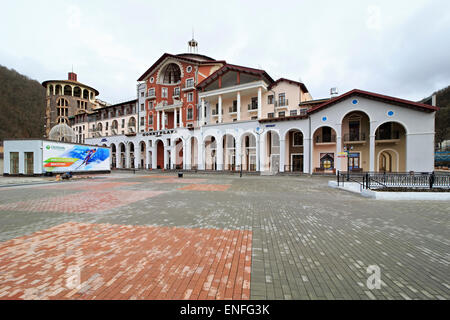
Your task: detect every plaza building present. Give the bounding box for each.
[79,40,438,174]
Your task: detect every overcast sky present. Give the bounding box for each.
[1,0,449,104]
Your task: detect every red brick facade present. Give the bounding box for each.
[141,56,224,131]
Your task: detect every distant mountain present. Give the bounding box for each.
[0,65,45,142]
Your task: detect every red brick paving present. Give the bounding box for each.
[0,190,165,213]
[152,178,207,184]
[178,184,232,192]
[40,181,139,191]
[0,222,252,300]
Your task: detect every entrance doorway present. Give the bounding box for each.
[10,152,19,174]
[291,154,303,172]
[24,152,34,175]
[347,152,360,171]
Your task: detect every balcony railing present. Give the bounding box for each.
[315,134,336,143]
[343,132,366,142]
[146,92,156,99]
[212,109,223,116]
[182,82,195,90]
[274,99,289,108]
[376,131,400,140]
[248,103,258,111]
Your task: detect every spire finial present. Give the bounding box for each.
[188,29,198,53]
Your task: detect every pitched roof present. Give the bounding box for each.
[307,89,439,114]
[137,53,224,81]
[268,78,309,93]
[196,63,275,89]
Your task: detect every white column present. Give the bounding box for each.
[237,91,241,121]
[279,139,286,172]
[201,98,205,125]
[218,95,222,123]
[179,108,184,128]
[257,134,264,172]
[235,140,242,170]
[303,137,311,174]
[335,124,342,173]
[162,111,166,130]
[145,144,151,169]
[125,144,130,169]
[163,145,169,170]
[185,139,191,170]
[170,140,176,170]
[151,146,157,169]
[157,111,160,131]
[174,108,178,128]
[369,121,376,172]
[217,137,223,170]
[257,87,262,119]
[198,142,205,170]
[369,135,376,172]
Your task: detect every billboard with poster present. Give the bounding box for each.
[42,141,110,173]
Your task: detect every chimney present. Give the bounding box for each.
[68,72,77,82]
[432,94,437,107]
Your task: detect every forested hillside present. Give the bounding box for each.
[431,85,450,148]
[0,65,45,141]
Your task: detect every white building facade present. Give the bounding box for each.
[85,51,438,174]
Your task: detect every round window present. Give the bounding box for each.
[150,77,154,83]
[186,66,192,73]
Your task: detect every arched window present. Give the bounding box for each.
[57,98,68,107]
[83,89,89,99]
[74,86,82,97]
[128,117,136,128]
[64,85,72,96]
[161,63,181,84]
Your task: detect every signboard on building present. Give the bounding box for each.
[42,142,110,173]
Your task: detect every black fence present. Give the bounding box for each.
[337,171,450,190]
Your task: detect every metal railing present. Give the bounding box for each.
[343,133,366,142]
[315,135,336,143]
[274,99,289,107]
[337,171,450,190]
[376,131,400,140]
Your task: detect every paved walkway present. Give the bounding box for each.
[0,172,448,300]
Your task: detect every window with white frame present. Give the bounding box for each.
[161,87,168,98]
[148,88,155,97]
[149,101,154,110]
[187,108,193,120]
[140,103,144,111]
[187,92,193,102]
[173,87,180,97]
[185,78,194,88]
[140,117,145,126]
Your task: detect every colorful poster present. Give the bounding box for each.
[42,142,110,173]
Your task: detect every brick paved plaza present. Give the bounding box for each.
[0,172,448,300]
